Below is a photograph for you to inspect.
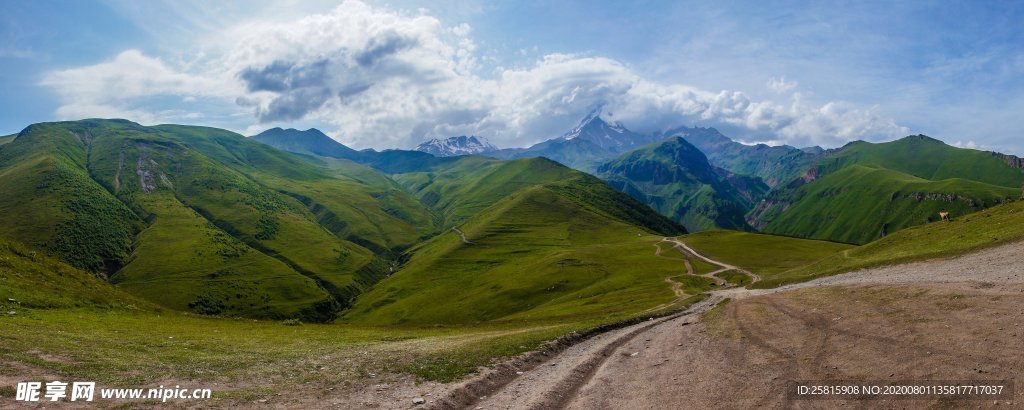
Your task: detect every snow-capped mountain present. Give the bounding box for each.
[560,109,655,152]
[415,135,498,157]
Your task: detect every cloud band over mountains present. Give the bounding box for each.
[39,0,908,149]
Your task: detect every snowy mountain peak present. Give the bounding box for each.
[560,111,647,151]
[416,135,498,157]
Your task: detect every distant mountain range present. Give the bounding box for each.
[247,113,1024,245]
[416,135,498,157]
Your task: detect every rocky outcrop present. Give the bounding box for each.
[897,191,1011,208]
[991,151,1024,170]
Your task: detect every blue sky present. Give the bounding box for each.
[2,0,1023,154]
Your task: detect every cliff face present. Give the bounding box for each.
[991,151,1024,170]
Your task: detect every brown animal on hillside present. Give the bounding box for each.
[938,211,950,222]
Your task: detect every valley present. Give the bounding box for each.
[1,115,1022,408]
[3,3,1023,408]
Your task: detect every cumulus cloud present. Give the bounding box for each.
[40,49,237,124]
[39,0,909,149]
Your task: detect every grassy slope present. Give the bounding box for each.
[822,136,1024,187]
[761,199,1024,287]
[753,136,1024,244]
[72,121,373,319]
[260,158,437,253]
[597,137,764,232]
[0,122,144,272]
[0,234,639,399]
[658,126,817,188]
[0,120,436,319]
[760,165,1019,244]
[393,156,577,227]
[158,124,435,254]
[344,185,700,325]
[0,236,146,309]
[0,134,14,146]
[393,156,685,235]
[682,230,855,278]
[113,193,333,319]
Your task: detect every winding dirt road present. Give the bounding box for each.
[423,239,1024,409]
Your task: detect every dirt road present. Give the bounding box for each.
[428,240,1024,409]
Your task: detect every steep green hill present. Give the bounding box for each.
[656,126,817,187]
[597,137,768,232]
[753,164,1019,244]
[0,122,144,272]
[749,135,1024,244]
[0,119,439,320]
[760,199,1024,287]
[342,185,690,325]
[392,155,685,234]
[0,134,14,146]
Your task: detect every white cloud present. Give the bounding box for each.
[40,49,236,125]
[951,140,983,150]
[39,0,909,149]
[766,76,798,93]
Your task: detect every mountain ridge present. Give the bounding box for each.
[416,135,498,157]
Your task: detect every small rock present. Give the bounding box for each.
[516,371,524,375]
[6,311,14,315]
[630,352,639,357]
[7,298,15,302]
[257,399,268,403]
[412,397,426,405]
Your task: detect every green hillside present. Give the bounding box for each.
[820,135,1024,187]
[0,236,146,310]
[0,119,439,320]
[0,134,14,146]
[760,199,1024,287]
[167,126,438,253]
[392,155,684,234]
[0,122,144,272]
[753,164,1020,244]
[657,126,817,187]
[597,137,768,232]
[749,135,1024,244]
[681,230,855,278]
[343,185,693,325]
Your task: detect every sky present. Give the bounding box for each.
[1,0,1023,154]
